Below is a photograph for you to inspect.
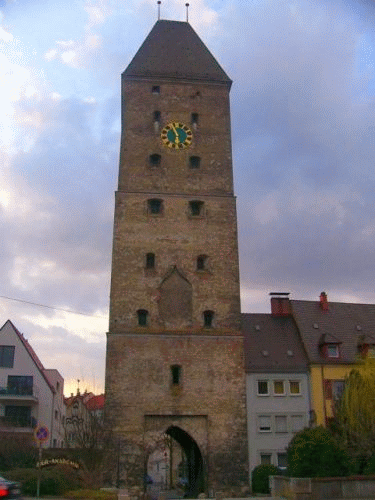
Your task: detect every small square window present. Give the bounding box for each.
[191,113,199,125]
[152,86,160,94]
[274,380,285,395]
[260,453,272,465]
[275,415,287,433]
[153,110,161,122]
[189,156,201,169]
[289,380,301,395]
[0,346,15,368]
[257,380,269,396]
[258,415,271,432]
[203,310,214,327]
[327,345,339,358]
[277,453,288,470]
[149,154,161,167]
[148,198,163,215]
[189,200,204,217]
[291,415,304,433]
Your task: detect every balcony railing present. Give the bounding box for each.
[0,386,38,403]
[0,415,37,429]
[0,386,33,396]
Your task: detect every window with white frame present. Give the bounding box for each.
[291,415,304,433]
[257,380,269,395]
[258,415,272,432]
[260,453,272,465]
[277,453,288,470]
[275,415,288,433]
[273,380,285,395]
[289,380,301,395]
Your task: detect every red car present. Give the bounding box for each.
[0,476,21,499]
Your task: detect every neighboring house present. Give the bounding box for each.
[242,294,311,478]
[65,391,105,447]
[290,292,375,426]
[0,320,65,448]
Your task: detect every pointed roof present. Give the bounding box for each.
[123,20,231,85]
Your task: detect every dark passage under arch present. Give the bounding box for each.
[165,425,204,498]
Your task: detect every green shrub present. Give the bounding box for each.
[65,489,117,500]
[4,466,81,495]
[251,464,282,494]
[363,455,375,475]
[287,426,350,478]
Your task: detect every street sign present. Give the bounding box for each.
[35,425,49,442]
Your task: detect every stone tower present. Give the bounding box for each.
[105,20,248,496]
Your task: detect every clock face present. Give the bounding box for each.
[161,122,193,150]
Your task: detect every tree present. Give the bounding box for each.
[287,426,350,477]
[64,397,116,488]
[333,356,375,472]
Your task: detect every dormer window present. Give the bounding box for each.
[319,333,341,359]
[327,345,339,358]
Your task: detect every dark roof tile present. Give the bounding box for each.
[123,20,231,84]
[242,313,308,373]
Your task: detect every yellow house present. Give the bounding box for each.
[290,292,375,426]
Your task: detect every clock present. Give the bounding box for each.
[161,122,193,149]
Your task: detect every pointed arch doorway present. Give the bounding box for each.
[146,425,205,498]
[166,425,204,497]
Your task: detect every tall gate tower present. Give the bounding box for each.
[105,19,248,496]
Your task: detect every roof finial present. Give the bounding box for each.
[157,1,161,20]
[185,3,189,23]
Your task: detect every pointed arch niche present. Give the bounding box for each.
[158,266,192,328]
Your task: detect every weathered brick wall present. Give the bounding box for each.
[105,74,248,494]
[105,332,248,492]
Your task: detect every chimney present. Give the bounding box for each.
[270,292,291,317]
[320,291,328,311]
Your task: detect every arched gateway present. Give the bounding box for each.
[145,426,204,498]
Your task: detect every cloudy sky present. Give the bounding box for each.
[1,0,375,395]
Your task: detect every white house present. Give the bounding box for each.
[242,294,311,479]
[0,320,65,448]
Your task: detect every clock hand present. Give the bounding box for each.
[171,123,180,144]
